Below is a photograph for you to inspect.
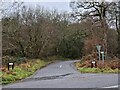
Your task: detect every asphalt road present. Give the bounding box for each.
[3,60,119,88]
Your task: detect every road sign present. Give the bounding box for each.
[96,45,101,52]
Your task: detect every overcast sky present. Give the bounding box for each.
[2,0,117,12]
[1,0,72,12]
[24,2,71,12]
[1,0,117,18]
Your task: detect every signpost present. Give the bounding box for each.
[8,62,14,70]
[96,45,101,63]
[91,60,96,68]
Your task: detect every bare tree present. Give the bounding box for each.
[70,1,118,59]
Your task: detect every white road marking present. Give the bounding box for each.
[60,65,62,68]
[103,85,119,88]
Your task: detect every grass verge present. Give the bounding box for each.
[1,59,52,85]
[78,67,119,73]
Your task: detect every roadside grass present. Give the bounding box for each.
[75,53,120,73]
[75,56,120,74]
[78,67,119,73]
[1,59,52,85]
[1,55,69,85]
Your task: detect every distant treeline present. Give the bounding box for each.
[2,1,120,60]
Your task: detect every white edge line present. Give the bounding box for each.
[102,85,119,88]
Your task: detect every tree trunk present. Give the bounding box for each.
[100,17,108,60]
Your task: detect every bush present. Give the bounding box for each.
[58,30,85,59]
[2,56,27,66]
[77,54,119,69]
[75,54,120,73]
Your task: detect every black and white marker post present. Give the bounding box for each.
[8,62,14,71]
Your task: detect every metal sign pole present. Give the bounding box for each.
[101,51,104,64]
[96,45,101,64]
[98,51,101,63]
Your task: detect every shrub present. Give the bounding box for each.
[58,30,85,59]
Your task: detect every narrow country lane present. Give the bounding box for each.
[3,60,118,88]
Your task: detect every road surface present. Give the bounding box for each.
[3,60,119,88]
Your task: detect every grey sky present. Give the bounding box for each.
[24,2,71,12]
[1,0,72,12]
[2,0,117,13]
